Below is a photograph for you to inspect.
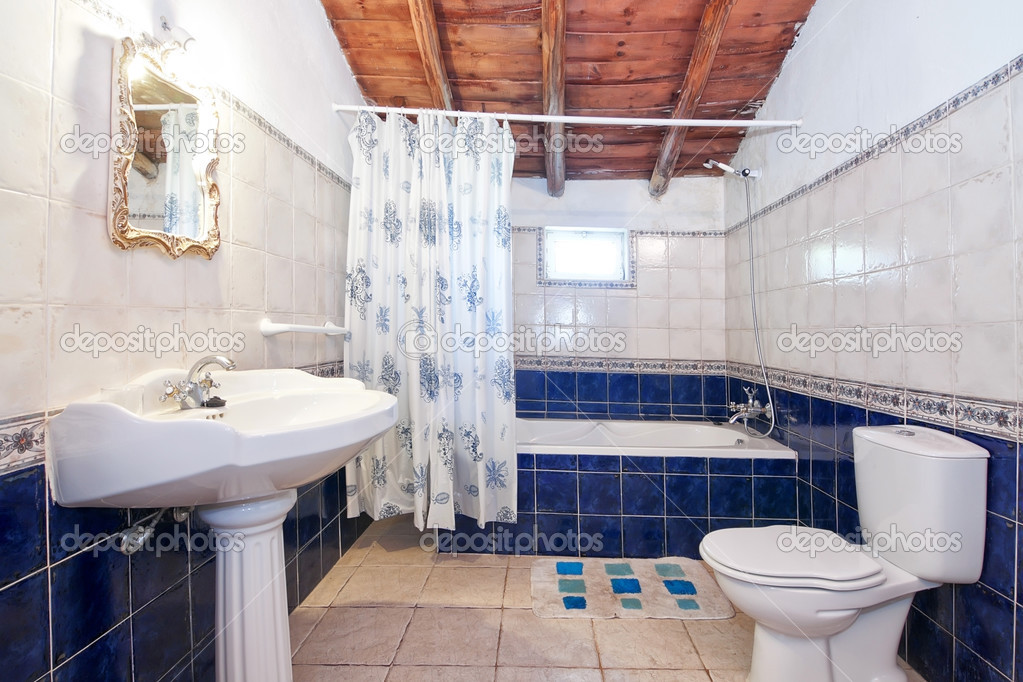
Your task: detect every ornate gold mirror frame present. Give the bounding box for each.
[110,36,220,259]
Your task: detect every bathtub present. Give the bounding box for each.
[515,418,795,460]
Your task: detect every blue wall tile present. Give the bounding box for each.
[710,458,752,476]
[535,471,578,513]
[671,375,702,405]
[666,456,708,474]
[579,454,619,472]
[709,476,752,518]
[666,475,709,518]
[957,431,1017,520]
[954,582,1015,677]
[810,487,837,532]
[835,403,866,455]
[546,371,577,402]
[608,373,639,403]
[907,608,953,682]
[298,541,324,603]
[535,514,579,556]
[810,445,836,496]
[622,517,664,558]
[703,376,727,406]
[640,374,670,404]
[53,620,132,682]
[622,473,665,516]
[0,466,46,588]
[666,517,708,558]
[579,516,622,557]
[809,397,836,448]
[754,477,797,520]
[577,372,608,402]
[578,474,622,515]
[979,513,1016,599]
[130,517,191,609]
[622,456,664,474]
[753,458,796,476]
[516,370,545,400]
[51,545,130,665]
[536,454,577,471]
[132,580,190,682]
[0,570,49,681]
[517,470,535,512]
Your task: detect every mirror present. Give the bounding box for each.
[110,36,220,259]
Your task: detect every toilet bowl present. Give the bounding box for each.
[699,426,990,682]
[701,525,936,682]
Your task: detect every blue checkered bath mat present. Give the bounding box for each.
[531,558,734,619]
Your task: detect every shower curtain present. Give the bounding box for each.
[160,107,201,238]
[343,111,517,530]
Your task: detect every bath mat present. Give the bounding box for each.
[531,557,734,620]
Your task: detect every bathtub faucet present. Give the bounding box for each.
[728,386,772,424]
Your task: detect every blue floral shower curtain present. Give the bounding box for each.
[344,111,517,530]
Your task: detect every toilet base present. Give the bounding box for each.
[747,595,914,682]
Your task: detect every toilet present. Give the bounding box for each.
[699,425,989,682]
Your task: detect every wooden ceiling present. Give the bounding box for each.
[322,0,814,196]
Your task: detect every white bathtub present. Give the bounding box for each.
[516,418,795,459]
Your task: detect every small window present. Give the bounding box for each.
[541,227,631,286]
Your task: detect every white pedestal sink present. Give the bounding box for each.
[46,369,398,682]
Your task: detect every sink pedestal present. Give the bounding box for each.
[198,490,298,682]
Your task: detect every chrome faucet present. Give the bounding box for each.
[728,386,772,424]
[161,355,237,409]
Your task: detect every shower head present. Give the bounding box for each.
[703,158,761,178]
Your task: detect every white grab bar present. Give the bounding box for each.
[259,319,348,337]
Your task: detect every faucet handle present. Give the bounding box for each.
[198,371,220,391]
[160,379,187,403]
[743,386,757,401]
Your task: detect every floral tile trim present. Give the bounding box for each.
[513,355,718,375]
[0,414,46,473]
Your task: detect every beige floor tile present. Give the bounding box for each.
[332,566,432,607]
[362,533,438,566]
[435,552,510,567]
[503,568,532,608]
[506,555,538,568]
[684,613,755,670]
[497,610,599,668]
[363,514,425,537]
[708,671,747,682]
[418,566,508,608]
[289,607,327,655]
[899,658,926,682]
[394,607,503,666]
[338,534,377,567]
[387,666,496,681]
[292,664,389,682]
[495,667,601,681]
[605,671,711,682]
[302,565,356,607]
[593,618,703,670]
[293,607,414,665]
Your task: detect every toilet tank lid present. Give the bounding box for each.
[853,426,989,459]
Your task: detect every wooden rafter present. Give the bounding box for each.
[407,0,454,110]
[648,0,738,197]
[541,0,566,197]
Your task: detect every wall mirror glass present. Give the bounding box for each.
[110,36,220,259]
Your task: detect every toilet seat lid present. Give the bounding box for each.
[701,525,884,587]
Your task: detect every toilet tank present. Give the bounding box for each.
[853,426,989,583]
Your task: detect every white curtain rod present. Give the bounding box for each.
[331,103,801,129]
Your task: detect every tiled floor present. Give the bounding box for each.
[290,516,926,681]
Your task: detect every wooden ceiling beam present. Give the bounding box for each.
[407,0,454,110]
[648,0,738,197]
[542,0,567,197]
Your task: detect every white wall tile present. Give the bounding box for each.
[953,322,1016,401]
[0,0,52,89]
[47,304,133,409]
[637,297,669,328]
[832,166,865,227]
[948,88,1011,185]
[0,305,46,418]
[47,203,127,306]
[863,207,903,272]
[904,325,955,394]
[949,166,1013,254]
[0,189,47,303]
[266,197,294,259]
[128,248,187,309]
[833,275,866,328]
[49,97,107,213]
[635,235,668,268]
[806,184,835,237]
[266,255,294,313]
[293,160,316,216]
[231,246,266,311]
[265,141,294,203]
[863,269,905,327]
[904,257,953,326]
[231,180,267,249]
[294,210,317,266]
[833,222,865,278]
[294,264,317,315]
[901,120,950,203]
[544,295,575,325]
[863,148,902,215]
[953,247,1014,324]
[638,268,670,297]
[902,189,951,263]
[232,117,266,190]
[0,74,50,197]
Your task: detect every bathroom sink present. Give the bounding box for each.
[46,368,398,508]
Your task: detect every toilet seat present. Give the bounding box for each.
[701,525,886,591]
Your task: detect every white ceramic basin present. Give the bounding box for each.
[46,368,398,508]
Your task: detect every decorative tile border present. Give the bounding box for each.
[0,413,47,473]
[514,355,721,375]
[71,0,351,193]
[724,51,1023,234]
